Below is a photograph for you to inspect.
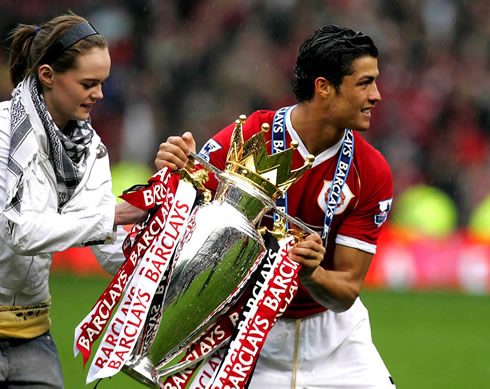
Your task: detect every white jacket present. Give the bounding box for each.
[0,100,126,307]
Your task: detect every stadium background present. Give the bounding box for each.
[1,0,489,388]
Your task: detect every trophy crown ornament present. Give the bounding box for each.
[225,115,315,201]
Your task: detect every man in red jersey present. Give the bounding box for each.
[156,25,395,389]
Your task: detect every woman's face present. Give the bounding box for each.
[42,47,111,129]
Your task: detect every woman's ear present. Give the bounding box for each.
[38,65,54,88]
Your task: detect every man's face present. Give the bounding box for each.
[44,47,111,129]
[327,56,381,132]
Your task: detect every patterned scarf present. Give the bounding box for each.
[6,76,94,214]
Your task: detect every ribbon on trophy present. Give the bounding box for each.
[158,294,244,388]
[202,235,299,389]
[74,167,197,383]
[270,105,354,241]
[160,234,300,389]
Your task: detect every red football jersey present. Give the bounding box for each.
[197,108,393,318]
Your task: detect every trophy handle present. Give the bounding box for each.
[189,151,318,237]
[189,151,223,177]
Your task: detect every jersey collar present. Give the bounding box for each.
[286,105,345,167]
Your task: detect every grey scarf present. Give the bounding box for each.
[6,76,94,214]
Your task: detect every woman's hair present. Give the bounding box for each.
[292,25,378,102]
[8,11,108,87]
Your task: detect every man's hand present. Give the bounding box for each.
[155,132,196,171]
[288,233,325,280]
[289,236,374,312]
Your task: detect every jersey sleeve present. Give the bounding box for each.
[196,123,233,193]
[336,149,393,253]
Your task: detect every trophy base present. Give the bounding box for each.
[122,357,158,388]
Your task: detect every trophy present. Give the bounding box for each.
[121,115,315,387]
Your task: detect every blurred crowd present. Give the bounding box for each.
[0,0,489,226]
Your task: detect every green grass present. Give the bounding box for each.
[364,288,490,389]
[49,273,490,389]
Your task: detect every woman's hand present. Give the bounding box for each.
[114,201,148,226]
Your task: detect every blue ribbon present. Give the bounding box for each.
[270,106,354,241]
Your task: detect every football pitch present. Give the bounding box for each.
[50,273,489,388]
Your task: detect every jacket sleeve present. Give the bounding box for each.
[2,207,116,256]
[89,225,128,275]
[1,189,117,256]
[0,104,10,218]
[1,136,117,256]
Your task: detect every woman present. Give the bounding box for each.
[0,12,146,387]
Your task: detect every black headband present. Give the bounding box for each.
[40,22,99,65]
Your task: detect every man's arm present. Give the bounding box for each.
[289,238,372,313]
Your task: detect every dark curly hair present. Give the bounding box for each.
[292,25,378,102]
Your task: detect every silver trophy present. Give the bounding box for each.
[122,116,315,387]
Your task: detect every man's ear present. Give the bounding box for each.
[38,65,54,88]
[314,77,332,99]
